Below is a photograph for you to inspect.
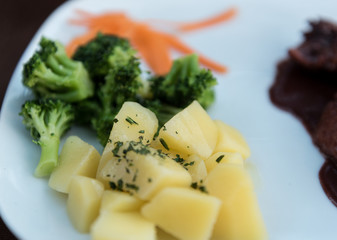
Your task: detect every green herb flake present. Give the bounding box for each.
[159,138,169,150]
[139,130,145,134]
[173,154,184,163]
[111,118,119,129]
[125,116,138,125]
[216,154,225,163]
[109,180,124,192]
[190,182,208,194]
[126,183,139,191]
[112,141,123,157]
[184,161,195,167]
[148,178,152,183]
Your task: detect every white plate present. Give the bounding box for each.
[1,0,337,239]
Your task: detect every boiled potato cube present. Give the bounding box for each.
[99,141,191,200]
[141,187,221,240]
[184,154,207,183]
[205,152,244,173]
[205,164,267,240]
[67,176,104,233]
[213,120,251,159]
[97,102,158,187]
[100,190,144,213]
[48,136,100,193]
[152,101,217,159]
[91,211,156,240]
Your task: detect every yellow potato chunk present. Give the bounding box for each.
[184,154,207,183]
[213,120,251,159]
[141,187,221,240]
[152,101,218,159]
[48,136,100,193]
[205,164,267,240]
[91,211,156,240]
[96,102,158,187]
[205,152,244,173]
[100,190,144,213]
[99,141,191,200]
[67,176,104,233]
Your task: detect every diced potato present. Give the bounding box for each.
[48,136,100,193]
[141,187,221,240]
[91,211,156,240]
[99,141,191,200]
[213,120,251,159]
[205,152,244,173]
[184,154,207,183]
[97,102,158,187]
[152,101,218,159]
[205,164,267,240]
[67,176,104,233]
[100,190,144,213]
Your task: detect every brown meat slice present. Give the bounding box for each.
[289,20,337,72]
[314,95,337,160]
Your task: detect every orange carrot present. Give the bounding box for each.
[131,24,172,75]
[177,7,237,32]
[66,30,98,57]
[67,8,234,74]
[164,34,227,73]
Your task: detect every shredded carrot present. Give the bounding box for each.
[66,30,98,57]
[177,7,237,32]
[163,34,227,73]
[66,8,236,75]
[131,24,172,75]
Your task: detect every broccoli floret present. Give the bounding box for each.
[149,53,217,109]
[23,37,94,102]
[72,33,136,81]
[90,57,142,145]
[20,99,74,177]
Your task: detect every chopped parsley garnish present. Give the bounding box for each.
[184,161,195,167]
[111,118,119,129]
[139,130,145,134]
[191,182,208,193]
[126,183,139,191]
[109,179,124,192]
[112,141,123,157]
[216,154,225,163]
[125,116,138,125]
[173,154,185,163]
[159,138,169,150]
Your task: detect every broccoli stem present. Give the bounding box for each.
[34,136,60,177]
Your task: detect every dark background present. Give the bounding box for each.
[0,1,66,239]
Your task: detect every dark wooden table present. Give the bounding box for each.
[0,1,66,239]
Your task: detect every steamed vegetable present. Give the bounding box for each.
[23,37,94,102]
[19,99,74,177]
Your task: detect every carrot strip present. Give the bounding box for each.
[164,34,227,73]
[67,9,233,74]
[66,30,98,57]
[131,24,172,75]
[177,7,237,32]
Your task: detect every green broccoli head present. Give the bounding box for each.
[20,99,74,177]
[72,33,136,81]
[150,53,217,109]
[91,57,143,146]
[23,37,94,102]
